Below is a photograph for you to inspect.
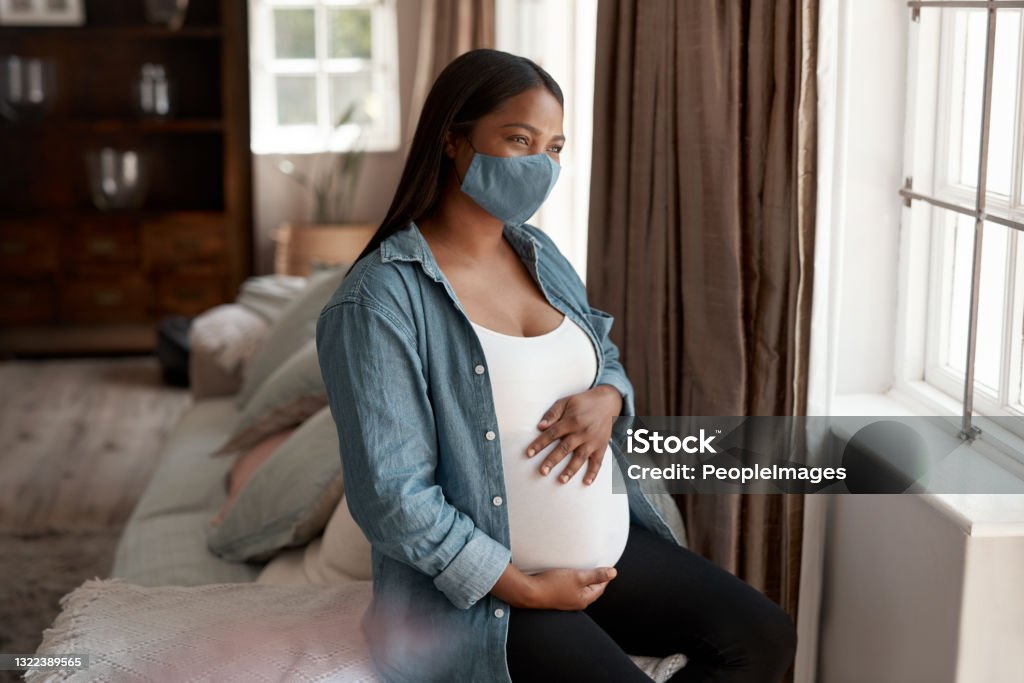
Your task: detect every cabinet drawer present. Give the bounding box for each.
[0,221,60,276]
[155,267,226,316]
[59,275,152,323]
[0,279,56,324]
[142,213,226,269]
[66,218,140,269]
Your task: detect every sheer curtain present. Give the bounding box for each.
[495,0,598,281]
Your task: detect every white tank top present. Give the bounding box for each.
[470,313,631,575]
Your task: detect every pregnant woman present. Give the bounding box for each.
[316,49,797,683]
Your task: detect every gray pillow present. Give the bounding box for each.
[235,264,350,410]
[213,339,325,456]
[206,406,344,563]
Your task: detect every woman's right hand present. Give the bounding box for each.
[491,562,617,610]
[527,567,618,610]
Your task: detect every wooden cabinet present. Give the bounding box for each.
[0,0,252,355]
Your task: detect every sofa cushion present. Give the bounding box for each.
[112,511,264,586]
[257,493,373,586]
[27,578,382,682]
[206,406,344,563]
[235,265,350,410]
[128,397,242,522]
[212,339,325,456]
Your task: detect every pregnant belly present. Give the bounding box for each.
[499,429,631,575]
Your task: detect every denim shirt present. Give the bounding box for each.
[315,220,682,683]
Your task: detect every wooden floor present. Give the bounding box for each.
[0,356,192,534]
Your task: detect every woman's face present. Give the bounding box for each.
[446,86,565,173]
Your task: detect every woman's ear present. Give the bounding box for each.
[443,131,457,159]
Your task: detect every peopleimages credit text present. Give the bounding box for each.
[624,428,847,485]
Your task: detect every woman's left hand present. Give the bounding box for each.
[524,384,623,486]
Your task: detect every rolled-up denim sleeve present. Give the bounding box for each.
[586,305,637,419]
[316,299,511,610]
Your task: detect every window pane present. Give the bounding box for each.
[947,214,972,374]
[329,8,372,59]
[276,76,317,125]
[945,213,1008,393]
[986,10,1021,198]
[943,9,1022,197]
[947,9,986,190]
[976,222,1009,392]
[274,9,316,59]
[329,72,375,126]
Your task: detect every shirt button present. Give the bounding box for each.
[485,430,496,440]
[494,608,505,618]
[492,496,503,506]
[474,364,485,375]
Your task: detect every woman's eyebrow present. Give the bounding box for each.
[500,122,566,143]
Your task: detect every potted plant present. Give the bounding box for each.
[272,103,378,276]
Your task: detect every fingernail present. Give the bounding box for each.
[538,420,547,427]
[560,474,569,482]
[526,448,534,457]
[585,477,593,485]
[541,466,549,475]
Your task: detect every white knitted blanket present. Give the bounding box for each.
[27,578,686,682]
[26,578,381,682]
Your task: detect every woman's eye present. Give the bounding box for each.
[510,135,529,145]
[549,146,563,154]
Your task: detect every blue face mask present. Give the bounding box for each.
[455,136,561,226]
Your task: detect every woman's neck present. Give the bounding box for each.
[419,191,507,264]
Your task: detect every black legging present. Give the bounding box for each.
[505,522,798,682]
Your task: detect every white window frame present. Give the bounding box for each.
[248,0,401,155]
[897,2,1024,447]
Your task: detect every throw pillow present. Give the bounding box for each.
[206,406,343,563]
[210,427,297,526]
[188,304,270,399]
[211,338,325,456]
[235,264,350,409]
[257,493,373,585]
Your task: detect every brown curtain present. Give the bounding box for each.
[406,0,495,144]
[587,0,818,678]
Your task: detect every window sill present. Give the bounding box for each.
[830,387,1024,538]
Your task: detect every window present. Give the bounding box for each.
[248,0,400,154]
[900,1,1024,437]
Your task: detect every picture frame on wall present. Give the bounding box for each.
[0,0,85,26]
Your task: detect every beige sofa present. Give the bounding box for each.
[28,272,689,682]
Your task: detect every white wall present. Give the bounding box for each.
[808,0,909,415]
[818,495,966,683]
[810,3,1024,682]
[250,0,424,275]
[956,534,1024,682]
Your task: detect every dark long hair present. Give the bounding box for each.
[348,48,563,269]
